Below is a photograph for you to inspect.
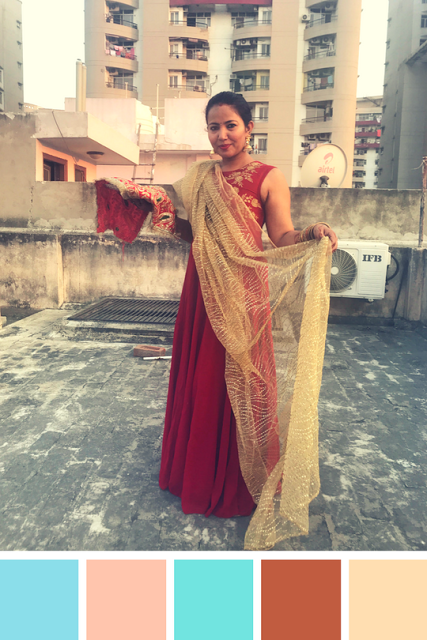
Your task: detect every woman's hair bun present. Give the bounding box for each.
[205,91,253,127]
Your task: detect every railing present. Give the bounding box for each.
[252,115,269,121]
[306,14,338,28]
[252,148,268,154]
[230,82,270,92]
[233,51,271,61]
[169,20,209,29]
[168,83,207,93]
[303,82,334,92]
[106,14,138,29]
[169,51,208,61]
[301,115,332,123]
[106,49,137,61]
[304,50,336,61]
[234,19,272,29]
[106,79,137,91]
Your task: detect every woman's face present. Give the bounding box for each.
[206,104,253,160]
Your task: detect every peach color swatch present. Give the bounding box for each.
[262,559,341,640]
[87,560,166,640]
[350,560,427,640]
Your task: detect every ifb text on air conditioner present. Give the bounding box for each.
[330,241,391,301]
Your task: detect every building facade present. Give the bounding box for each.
[0,0,24,113]
[352,96,382,189]
[85,0,141,100]
[377,0,427,190]
[85,0,362,186]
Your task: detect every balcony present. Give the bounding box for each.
[355,120,381,126]
[169,20,209,40]
[105,14,139,42]
[303,51,335,74]
[232,51,271,72]
[304,15,337,41]
[300,115,332,136]
[168,83,208,96]
[105,50,138,73]
[230,81,269,94]
[169,52,208,73]
[303,81,334,93]
[105,78,138,97]
[232,19,271,41]
[306,14,337,28]
[354,142,380,150]
[355,130,380,138]
[107,0,139,9]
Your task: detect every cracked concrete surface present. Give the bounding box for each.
[0,310,426,551]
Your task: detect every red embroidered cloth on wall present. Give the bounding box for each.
[96,178,176,243]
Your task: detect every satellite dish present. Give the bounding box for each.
[300,143,347,188]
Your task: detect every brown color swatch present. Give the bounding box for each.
[262,559,341,640]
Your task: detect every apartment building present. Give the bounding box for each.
[352,96,382,189]
[0,0,24,113]
[85,0,362,186]
[85,0,141,99]
[378,0,427,190]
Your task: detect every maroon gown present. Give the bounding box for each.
[159,161,275,517]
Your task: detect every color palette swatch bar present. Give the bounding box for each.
[174,559,253,640]
[262,559,341,640]
[350,560,427,640]
[0,559,78,640]
[87,559,166,640]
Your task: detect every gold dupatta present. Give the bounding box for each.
[175,160,331,550]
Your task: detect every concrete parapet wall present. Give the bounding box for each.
[0,181,426,324]
[1,181,424,245]
[0,230,190,309]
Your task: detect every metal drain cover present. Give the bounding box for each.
[68,298,180,325]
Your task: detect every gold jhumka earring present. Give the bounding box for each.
[209,148,216,158]
[244,135,252,152]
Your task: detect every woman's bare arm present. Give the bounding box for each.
[261,168,338,251]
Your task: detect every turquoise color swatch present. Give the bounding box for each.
[174,560,253,640]
[0,560,78,640]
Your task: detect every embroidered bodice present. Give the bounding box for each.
[222,161,275,226]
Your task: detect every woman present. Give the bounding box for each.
[159,92,337,550]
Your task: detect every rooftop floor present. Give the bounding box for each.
[0,310,426,551]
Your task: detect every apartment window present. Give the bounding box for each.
[169,75,178,88]
[0,90,4,110]
[261,43,270,56]
[187,12,211,27]
[259,106,269,120]
[43,154,67,181]
[0,67,3,86]
[170,42,179,55]
[421,14,427,28]
[258,138,267,152]
[261,10,272,23]
[170,11,179,23]
[75,166,87,182]
[260,75,270,89]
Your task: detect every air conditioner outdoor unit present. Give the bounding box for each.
[301,14,310,22]
[193,85,202,91]
[330,241,391,300]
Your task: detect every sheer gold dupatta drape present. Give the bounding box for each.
[175,160,331,550]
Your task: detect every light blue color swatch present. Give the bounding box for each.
[174,560,253,640]
[0,560,78,640]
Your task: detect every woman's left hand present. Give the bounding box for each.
[313,224,338,252]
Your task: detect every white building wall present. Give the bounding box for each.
[208,6,233,94]
[364,149,378,189]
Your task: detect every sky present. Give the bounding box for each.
[21,0,389,110]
